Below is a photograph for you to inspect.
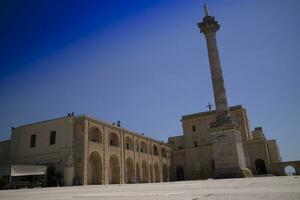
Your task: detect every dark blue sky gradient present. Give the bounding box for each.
[0,0,299,161]
[0,0,162,76]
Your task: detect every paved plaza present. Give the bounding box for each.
[0,176,299,200]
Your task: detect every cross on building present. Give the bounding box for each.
[206,103,214,111]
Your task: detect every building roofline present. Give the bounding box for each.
[13,114,170,147]
[75,115,170,146]
[13,116,71,129]
[168,135,183,139]
[182,105,244,119]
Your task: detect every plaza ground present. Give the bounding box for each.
[0,176,299,200]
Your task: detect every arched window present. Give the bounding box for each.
[125,136,134,150]
[109,132,119,147]
[89,126,101,143]
[161,148,167,158]
[153,145,159,156]
[149,145,152,154]
[140,141,148,153]
[135,139,139,152]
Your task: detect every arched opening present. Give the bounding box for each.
[150,164,153,182]
[162,163,168,182]
[176,166,184,181]
[161,148,167,158]
[125,157,134,183]
[135,140,139,152]
[109,132,119,147]
[125,136,134,150]
[153,145,158,156]
[88,152,102,184]
[140,141,148,153]
[136,162,140,183]
[89,126,101,143]
[154,162,160,182]
[141,160,149,183]
[109,155,120,184]
[149,145,152,155]
[255,159,267,174]
[285,165,296,176]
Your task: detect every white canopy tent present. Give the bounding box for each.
[0,165,47,188]
[10,165,47,177]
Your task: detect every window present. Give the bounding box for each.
[192,126,196,132]
[30,134,36,148]
[153,145,158,155]
[161,148,167,157]
[50,131,56,145]
[194,141,198,147]
[126,143,129,149]
[109,132,119,147]
[88,127,101,143]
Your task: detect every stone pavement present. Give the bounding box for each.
[0,176,299,200]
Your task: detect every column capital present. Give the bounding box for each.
[197,16,220,34]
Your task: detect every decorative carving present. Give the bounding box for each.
[198,16,220,34]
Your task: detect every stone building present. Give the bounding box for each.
[168,5,299,180]
[168,105,284,181]
[0,4,299,187]
[0,115,171,186]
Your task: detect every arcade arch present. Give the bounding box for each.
[136,162,140,183]
[154,162,160,182]
[162,163,168,182]
[125,157,135,183]
[285,165,296,176]
[141,160,149,183]
[109,155,120,184]
[255,159,267,174]
[88,152,102,184]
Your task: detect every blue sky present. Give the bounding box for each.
[0,0,299,161]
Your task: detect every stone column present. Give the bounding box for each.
[198,15,232,127]
[197,6,252,178]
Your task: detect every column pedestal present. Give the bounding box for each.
[209,123,253,178]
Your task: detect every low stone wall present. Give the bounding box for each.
[270,161,300,176]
